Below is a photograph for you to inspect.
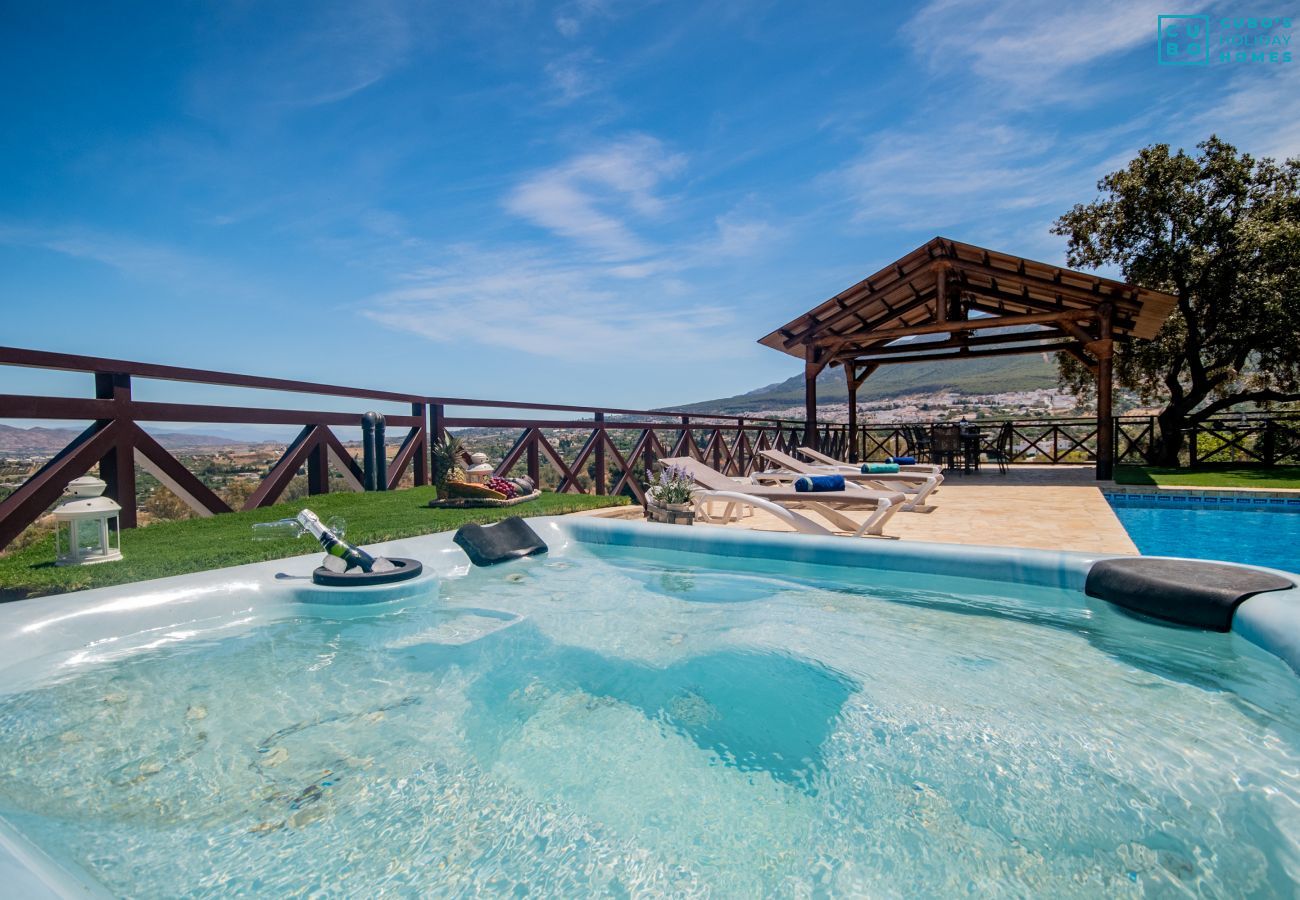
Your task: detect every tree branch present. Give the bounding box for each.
[1190,389,1300,421]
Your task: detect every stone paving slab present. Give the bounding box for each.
[578,464,1139,555]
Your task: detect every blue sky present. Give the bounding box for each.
[2,1,1296,422]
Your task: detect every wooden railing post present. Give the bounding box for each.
[736,419,746,473]
[430,403,444,485]
[1263,418,1277,466]
[412,402,428,486]
[307,437,330,495]
[594,412,607,495]
[95,371,136,529]
[527,432,540,485]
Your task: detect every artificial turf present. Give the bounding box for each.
[0,488,629,600]
[1113,465,1300,489]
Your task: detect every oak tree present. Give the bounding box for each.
[1054,137,1300,465]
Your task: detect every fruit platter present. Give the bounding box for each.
[428,474,542,508]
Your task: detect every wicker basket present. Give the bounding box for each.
[427,490,542,509]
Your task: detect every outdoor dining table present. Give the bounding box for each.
[928,424,983,473]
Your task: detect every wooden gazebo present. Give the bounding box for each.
[758,237,1178,479]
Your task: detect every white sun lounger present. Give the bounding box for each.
[756,448,939,512]
[797,446,945,478]
[657,456,906,538]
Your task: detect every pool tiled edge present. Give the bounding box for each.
[1106,485,1300,510]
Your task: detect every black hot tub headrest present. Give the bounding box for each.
[1086,557,1292,631]
[453,517,548,567]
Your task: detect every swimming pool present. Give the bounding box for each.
[1107,493,1300,572]
[1,518,1298,897]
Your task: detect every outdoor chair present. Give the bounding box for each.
[931,425,963,472]
[987,422,1014,474]
[757,448,939,511]
[657,456,907,538]
[905,425,933,464]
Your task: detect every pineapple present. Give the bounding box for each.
[432,433,468,496]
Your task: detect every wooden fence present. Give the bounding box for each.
[2,345,1297,549]
[0,346,840,548]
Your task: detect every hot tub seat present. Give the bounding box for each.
[1086,557,1294,631]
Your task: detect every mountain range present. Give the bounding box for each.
[0,424,267,456]
[668,352,1059,415]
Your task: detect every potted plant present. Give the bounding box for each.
[646,464,695,525]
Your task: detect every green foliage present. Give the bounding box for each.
[1054,136,1300,463]
[0,488,628,600]
[1114,465,1300,489]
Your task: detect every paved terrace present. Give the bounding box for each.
[584,464,1140,555]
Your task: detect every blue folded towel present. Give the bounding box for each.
[861,462,900,474]
[794,474,845,492]
[887,456,916,465]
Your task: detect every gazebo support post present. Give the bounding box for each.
[1092,305,1115,480]
[844,363,877,463]
[845,366,857,462]
[804,346,828,449]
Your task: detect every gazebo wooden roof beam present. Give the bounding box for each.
[842,341,1078,367]
[811,307,1096,348]
[830,328,1072,363]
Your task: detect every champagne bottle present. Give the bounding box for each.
[296,510,375,573]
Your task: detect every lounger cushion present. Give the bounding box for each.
[1085,557,1292,631]
[794,474,845,492]
[862,463,901,474]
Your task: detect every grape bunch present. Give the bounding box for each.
[487,476,518,499]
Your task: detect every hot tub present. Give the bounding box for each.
[1,518,1298,896]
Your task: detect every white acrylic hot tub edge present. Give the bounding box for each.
[1,515,1298,898]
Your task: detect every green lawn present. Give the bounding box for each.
[0,489,629,600]
[1114,465,1300,489]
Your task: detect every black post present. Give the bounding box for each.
[374,415,387,491]
[594,412,607,495]
[361,412,379,491]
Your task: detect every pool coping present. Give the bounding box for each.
[1,515,1298,897]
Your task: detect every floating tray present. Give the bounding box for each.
[427,489,541,509]
[311,557,424,587]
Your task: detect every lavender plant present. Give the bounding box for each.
[648,464,695,505]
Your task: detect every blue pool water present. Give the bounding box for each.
[1,541,1298,896]
[1107,496,1300,572]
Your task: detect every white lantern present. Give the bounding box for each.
[466,463,494,484]
[53,476,123,566]
[466,452,493,484]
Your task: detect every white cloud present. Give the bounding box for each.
[0,223,223,285]
[1196,63,1300,160]
[554,0,613,37]
[189,0,415,115]
[362,246,736,363]
[504,135,686,259]
[903,0,1166,88]
[835,124,1083,231]
[544,51,602,104]
[706,212,780,258]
